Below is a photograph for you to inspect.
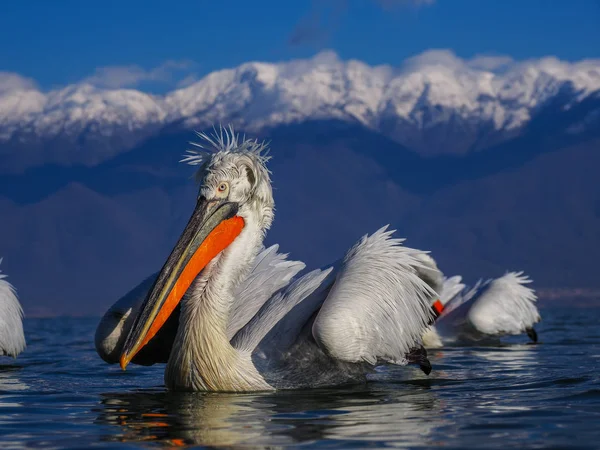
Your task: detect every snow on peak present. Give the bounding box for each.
[1,50,599,153]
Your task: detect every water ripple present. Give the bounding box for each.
[0,306,598,448]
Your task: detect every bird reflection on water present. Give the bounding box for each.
[90,327,586,448]
[0,364,28,410]
[2,309,599,448]
[90,343,548,448]
[94,376,441,448]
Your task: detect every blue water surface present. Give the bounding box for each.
[0,305,599,449]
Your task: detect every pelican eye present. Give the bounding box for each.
[216,182,229,196]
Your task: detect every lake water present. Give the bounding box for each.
[0,305,599,449]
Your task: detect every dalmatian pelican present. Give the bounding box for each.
[95,126,437,392]
[0,258,26,358]
[413,254,541,348]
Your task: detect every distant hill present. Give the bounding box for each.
[1,51,599,315]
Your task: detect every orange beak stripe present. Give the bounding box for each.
[119,215,244,370]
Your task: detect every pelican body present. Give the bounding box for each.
[414,255,541,348]
[96,126,436,392]
[0,259,26,358]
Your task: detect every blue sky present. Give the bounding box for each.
[2,0,599,91]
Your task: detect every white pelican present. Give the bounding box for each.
[414,255,541,348]
[95,126,437,392]
[0,259,26,358]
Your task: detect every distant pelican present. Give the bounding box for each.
[413,255,541,348]
[96,126,436,392]
[0,259,26,358]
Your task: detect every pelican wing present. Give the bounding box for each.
[439,276,466,306]
[312,226,435,366]
[232,227,435,367]
[231,267,335,354]
[466,271,540,335]
[439,278,483,317]
[410,252,444,294]
[0,261,26,358]
[226,245,305,340]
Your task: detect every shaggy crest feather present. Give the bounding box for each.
[181,124,276,233]
[180,124,271,169]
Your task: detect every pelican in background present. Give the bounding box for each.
[0,258,26,358]
[96,126,436,392]
[413,254,541,348]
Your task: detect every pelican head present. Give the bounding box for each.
[119,126,275,369]
[187,127,275,234]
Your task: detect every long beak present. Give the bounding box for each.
[119,197,245,370]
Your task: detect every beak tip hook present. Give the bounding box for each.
[119,355,129,371]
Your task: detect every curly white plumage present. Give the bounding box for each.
[0,258,26,358]
[466,271,540,336]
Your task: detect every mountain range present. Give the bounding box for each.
[0,50,599,316]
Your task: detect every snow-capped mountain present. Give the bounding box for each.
[2,51,600,315]
[1,50,600,169]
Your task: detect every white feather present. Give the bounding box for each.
[231,267,334,354]
[421,327,443,349]
[232,227,436,369]
[441,278,483,316]
[410,251,444,294]
[312,226,435,365]
[180,124,271,167]
[428,271,541,346]
[0,258,26,358]
[467,271,540,335]
[439,275,466,306]
[226,244,306,339]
